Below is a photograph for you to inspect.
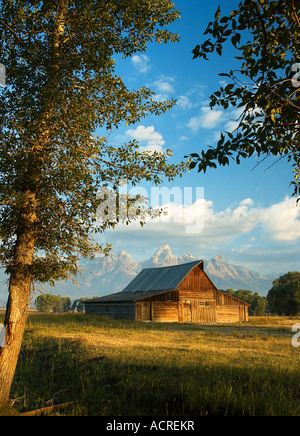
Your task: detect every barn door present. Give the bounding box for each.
[183,301,192,323]
[141,302,152,321]
[196,301,216,323]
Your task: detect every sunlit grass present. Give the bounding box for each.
[1,313,299,416]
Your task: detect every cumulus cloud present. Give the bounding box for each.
[101,195,300,271]
[187,107,224,131]
[187,106,245,134]
[176,95,193,110]
[153,76,175,102]
[103,194,300,243]
[261,197,300,241]
[126,125,166,153]
[131,55,151,73]
[193,196,300,242]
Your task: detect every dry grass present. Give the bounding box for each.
[1,313,299,416]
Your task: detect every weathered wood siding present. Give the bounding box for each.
[177,267,249,323]
[136,291,179,322]
[215,290,249,323]
[152,302,178,322]
[216,304,248,323]
[178,267,217,323]
[179,265,211,292]
[216,305,239,323]
[85,303,135,320]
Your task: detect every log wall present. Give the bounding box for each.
[136,267,249,324]
[136,291,179,322]
[216,305,239,323]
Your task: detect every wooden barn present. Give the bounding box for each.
[85,261,250,324]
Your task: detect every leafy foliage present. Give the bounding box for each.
[35,293,71,313]
[224,289,267,316]
[0,0,185,286]
[267,272,300,316]
[189,0,300,197]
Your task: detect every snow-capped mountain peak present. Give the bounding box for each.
[9,245,277,302]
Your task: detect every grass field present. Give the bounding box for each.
[0,313,299,416]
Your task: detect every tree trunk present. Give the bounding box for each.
[0,191,36,407]
[0,279,32,407]
[0,0,67,408]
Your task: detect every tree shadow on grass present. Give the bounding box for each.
[11,334,300,416]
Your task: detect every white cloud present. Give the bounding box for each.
[195,196,300,242]
[154,77,175,94]
[153,76,175,102]
[99,195,300,273]
[126,125,166,153]
[176,95,193,110]
[103,195,300,245]
[261,197,300,241]
[131,55,151,73]
[240,198,255,207]
[188,107,224,131]
[187,106,245,134]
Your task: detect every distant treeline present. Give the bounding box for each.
[35,294,97,313]
[222,290,267,316]
[223,272,300,316]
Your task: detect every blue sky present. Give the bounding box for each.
[98,0,300,275]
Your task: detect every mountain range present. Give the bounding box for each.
[0,244,278,306]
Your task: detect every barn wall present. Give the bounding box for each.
[216,291,243,306]
[137,291,179,322]
[152,302,178,322]
[216,305,239,323]
[178,267,217,323]
[177,267,249,323]
[216,291,249,322]
[178,299,217,323]
[85,303,136,320]
[179,266,213,293]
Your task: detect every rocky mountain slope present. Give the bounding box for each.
[68,244,277,297]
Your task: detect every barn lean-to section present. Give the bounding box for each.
[85,261,250,324]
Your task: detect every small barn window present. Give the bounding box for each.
[205,302,210,307]
[199,302,204,307]
[167,293,173,301]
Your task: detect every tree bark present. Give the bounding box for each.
[0,0,68,408]
[0,191,36,407]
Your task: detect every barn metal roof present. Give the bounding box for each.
[85,290,172,304]
[121,260,203,293]
[86,261,203,304]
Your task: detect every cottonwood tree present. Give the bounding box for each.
[189,0,300,198]
[267,272,300,316]
[35,293,71,313]
[0,0,185,407]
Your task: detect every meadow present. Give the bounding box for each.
[0,313,299,416]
